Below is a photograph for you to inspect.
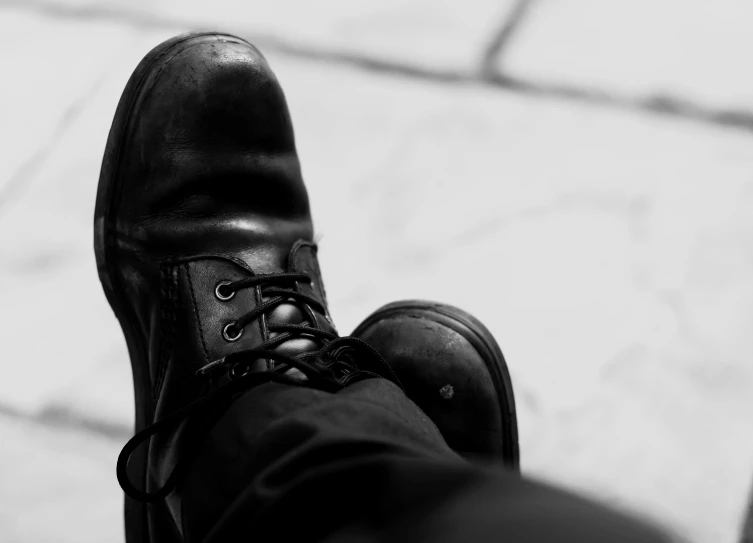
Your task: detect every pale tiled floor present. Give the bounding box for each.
[1,2,752,542]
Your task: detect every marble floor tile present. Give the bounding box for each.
[501,0,753,112]
[0,414,123,543]
[0,7,136,199]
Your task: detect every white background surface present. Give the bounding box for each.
[1,2,751,542]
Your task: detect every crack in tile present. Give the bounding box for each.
[0,75,105,218]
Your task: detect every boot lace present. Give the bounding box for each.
[116,271,403,503]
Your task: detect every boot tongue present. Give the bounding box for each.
[265,300,322,359]
[235,238,336,361]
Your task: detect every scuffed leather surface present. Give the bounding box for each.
[355,314,505,457]
[111,35,313,339]
[101,34,334,534]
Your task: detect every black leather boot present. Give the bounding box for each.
[352,300,520,468]
[94,32,400,543]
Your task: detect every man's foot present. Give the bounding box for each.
[352,300,519,469]
[94,32,399,543]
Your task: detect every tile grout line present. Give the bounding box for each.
[5,0,753,135]
[0,400,132,441]
[479,0,538,74]
[490,73,753,133]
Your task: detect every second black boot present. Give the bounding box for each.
[353,300,519,468]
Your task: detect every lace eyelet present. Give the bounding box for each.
[228,362,249,380]
[215,281,235,301]
[222,322,243,342]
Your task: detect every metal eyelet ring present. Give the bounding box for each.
[215,281,235,301]
[222,322,243,342]
[228,362,249,380]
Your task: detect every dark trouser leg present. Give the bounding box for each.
[178,379,672,543]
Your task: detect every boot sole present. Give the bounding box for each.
[94,31,254,543]
[352,300,520,469]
